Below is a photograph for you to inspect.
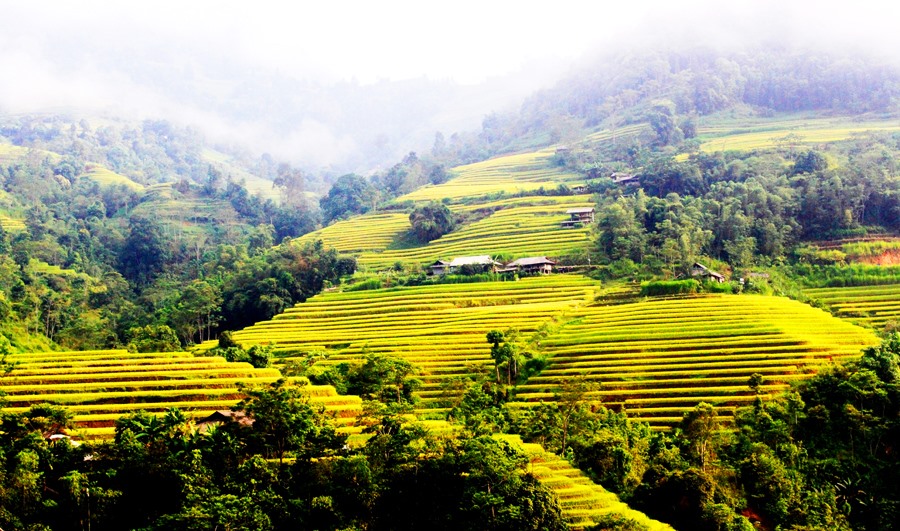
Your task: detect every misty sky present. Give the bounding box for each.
[2,0,899,171]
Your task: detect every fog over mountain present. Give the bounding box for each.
[2,0,899,173]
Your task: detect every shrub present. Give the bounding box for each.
[640,279,700,297]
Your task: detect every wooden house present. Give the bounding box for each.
[429,260,451,276]
[690,262,725,283]
[612,172,638,185]
[506,256,556,274]
[561,207,595,228]
[448,255,501,274]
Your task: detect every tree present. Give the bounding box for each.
[648,100,683,146]
[486,329,523,386]
[127,324,180,352]
[274,163,306,207]
[169,279,222,344]
[409,202,456,243]
[319,174,376,224]
[119,215,171,286]
[237,379,345,463]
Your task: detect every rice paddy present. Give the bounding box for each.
[78,164,145,191]
[357,200,593,269]
[0,349,363,439]
[0,213,26,232]
[805,283,900,329]
[513,294,879,429]
[294,212,412,253]
[693,116,900,153]
[230,275,602,406]
[398,149,584,202]
[499,434,674,530]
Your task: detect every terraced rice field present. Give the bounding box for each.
[0,143,59,163]
[805,283,900,329]
[78,164,144,191]
[515,294,879,429]
[583,124,649,146]
[0,349,363,439]
[693,116,900,153]
[201,148,285,203]
[357,201,593,269]
[0,213,26,232]
[399,149,583,202]
[499,434,673,530]
[294,212,411,253]
[294,196,594,270]
[231,275,601,407]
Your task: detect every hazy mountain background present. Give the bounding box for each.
[3,1,900,176]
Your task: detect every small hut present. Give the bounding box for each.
[429,260,451,276]
[690,262,725,283]
[561,207,595,228]
[448,255,501,274]
[506,256,556,275]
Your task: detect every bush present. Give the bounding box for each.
[704,281,735,294]
[345,278,383,292]
[640,279,700,297]
[588,514,650,531]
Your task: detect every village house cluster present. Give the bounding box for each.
[429,255,557,276]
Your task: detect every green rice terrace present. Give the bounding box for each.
[514,294,880,429]
[0,212,25,232]
[499,434,673,530]
[805,283,900,329]
[399,148,584,202]
[691,115,900,153]
[0,349,363,440]
[225,273,881,431]
[295,195,594,270]
[229,275,601,405]
[359,200,594,269]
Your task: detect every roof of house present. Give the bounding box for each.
[566,207,595,214]
[612,172,638,183]
[449,255,498,267]
[508,256,556,267]
[197,410,254,427]
[430,260,450,266]
[692,262,725,279]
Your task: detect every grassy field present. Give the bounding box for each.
[513,294,879,429]
[230,275,601,407]
[0,349,363,439]
[398,149,584,202]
